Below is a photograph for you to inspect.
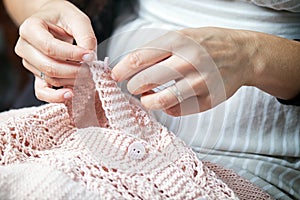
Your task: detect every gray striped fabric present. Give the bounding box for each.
[107,1,300,199]
[161,87,300,200]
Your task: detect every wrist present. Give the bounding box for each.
[246,32,300,99]
[244,31,266,87]
[230,29,260,87]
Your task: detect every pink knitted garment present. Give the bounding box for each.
[0,60,273,200]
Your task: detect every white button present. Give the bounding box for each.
[128,142,145,160]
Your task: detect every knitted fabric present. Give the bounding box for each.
[0,59,273,200]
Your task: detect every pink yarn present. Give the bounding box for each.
[0,59,272,200]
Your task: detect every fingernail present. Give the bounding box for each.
[127,84,138,94]
[111,72,117,81]
[141,96,162,110]
[165,107,180,116]
[64,91,73,99]
[82,52,96,62]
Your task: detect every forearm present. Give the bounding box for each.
[3,0,60,25]
[247,32,300,100]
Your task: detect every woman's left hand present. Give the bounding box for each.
[111,27,257,116]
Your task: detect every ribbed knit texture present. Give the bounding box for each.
[0,59,272,199]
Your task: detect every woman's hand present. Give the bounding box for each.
[112,27,300,116]
[112,27,256,116]
[14,0,97,102]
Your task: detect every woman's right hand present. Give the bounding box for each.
[14,0,97,103]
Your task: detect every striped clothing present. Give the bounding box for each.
[106,0,300,199]
[161,87,300,199]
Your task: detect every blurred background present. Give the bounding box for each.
[0,1,42,112]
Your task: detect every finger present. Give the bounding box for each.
[23,59,77,87]
[140,88,178,111]
[112,30,195,82]
[164,95,207,116]
[16,38,90,79]
[139,73,208,110]
[19,17,94,62]
[112,48,171,82]
[127,55,195,94]
[140,83,183,111]
[48,22,74,44]
[34,76,73,103]
[164,84,229,116]
[64,9,97,51]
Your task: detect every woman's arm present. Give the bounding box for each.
[247,32,300,100]
[3,0,52,25]
[111,27,300,116]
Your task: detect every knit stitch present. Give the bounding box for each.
[0,59,273,200]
